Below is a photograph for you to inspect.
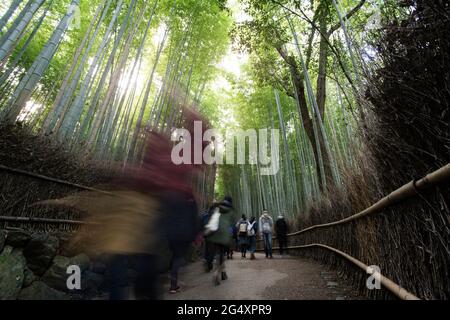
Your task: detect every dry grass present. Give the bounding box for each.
[0,124,112,232]
[291,1,450,300]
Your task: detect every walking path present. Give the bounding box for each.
[163,253,363,300]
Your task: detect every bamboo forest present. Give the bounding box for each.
[0,0,448,302]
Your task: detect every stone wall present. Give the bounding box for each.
[0,229,125,300]
[0,228,202,300]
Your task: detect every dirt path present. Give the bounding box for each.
[163,253,363,300]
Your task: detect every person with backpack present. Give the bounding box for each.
[275,214,289,256]
[259,210,274,259]
[236,215,249,258]
[225,225,235,259]
[201,203,218,272]
[247,216,258,260]
[231,225,239,256]
[205,196,235,286]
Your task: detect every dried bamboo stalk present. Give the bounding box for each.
[0,164,112,195]
[290,163,450,236]
[0,215,96,225]
[257,243,420,300]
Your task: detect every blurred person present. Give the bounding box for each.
[206,196,234,286]
[275,215,289,256]
[118,123,203,297]
[36,153,168,300]
[85,190,164,300]
[107,129,201,298]
[232,224,239,255]
[201,204,216,272]
[105,105,208,298]
[259,210,274,259]
[162,191,199,294]
[236,215,249,258]
[225,225,234,259]
[155,106,208,294]
[37,105,210,299]
[37,177,165,299]
[247,216,258,260]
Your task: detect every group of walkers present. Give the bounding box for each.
[201,201,290,286]
[233,210,289,259]
[235,215,258,259]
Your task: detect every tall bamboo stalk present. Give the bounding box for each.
[2,0,80,123]
[0,0,44,62]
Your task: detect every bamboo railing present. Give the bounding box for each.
[288,163,450,237]
[1,163,449,299]
[255,163,450,300]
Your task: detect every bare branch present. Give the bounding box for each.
[272,1,355,85]
[275,45,294,66]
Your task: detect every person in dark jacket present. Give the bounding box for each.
[236,215,249,258]
[275,215,289,256]
[202,204,217,272]
[207,196,234,286]
[232,225,238,253]
[225,225,234,259]
[161,191,199,294]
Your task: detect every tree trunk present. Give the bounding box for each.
[316,10,334,187]
[279,46,327,191]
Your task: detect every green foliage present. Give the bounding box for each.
[0,0,400,218]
